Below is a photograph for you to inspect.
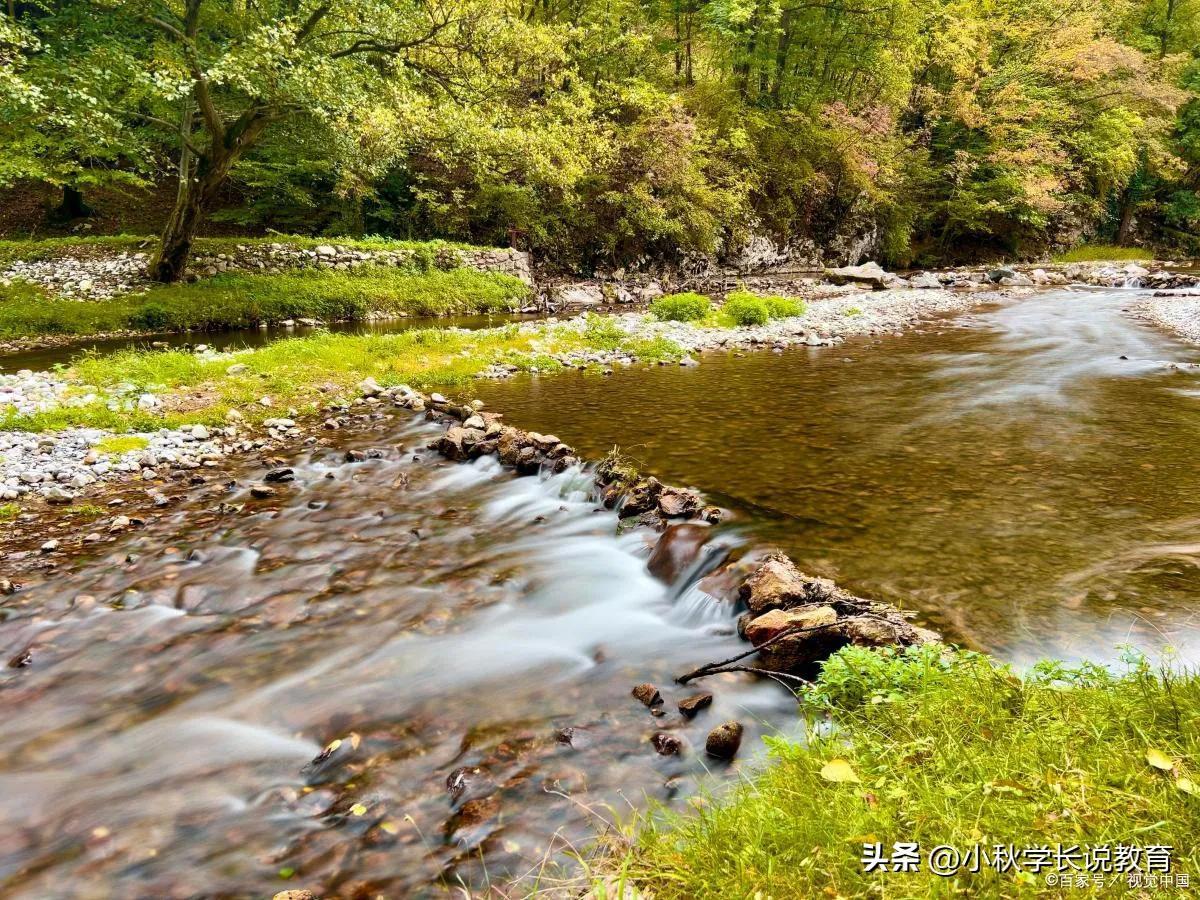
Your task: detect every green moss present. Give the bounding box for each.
[845,305,863,316]
[1053,244,1155,263]
[625,645,1200,899]
[0,267,529,339]
[65,503,106,520]
[649,293,712,322]
[0,502,19,521]
[94,435,150,454]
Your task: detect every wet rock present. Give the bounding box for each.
[647,523,711,584]
[632,683,663,707]
[657,485,702,518]
[652,732,683,756]
[8,648,32,668]
[744,606,839,646]
[344,449,367,462]
[264,467,295,483]
[705,721,744,760]
[444,795,501,844]
[446,766,497,804]
[747,606,844,671]
[250,486,277,499]
[738,552,812,613]
[555,726,594,749]
[618,477,662,518]
[272,891,317,900]
[678,693,713,718]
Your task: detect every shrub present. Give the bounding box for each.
[649,292,711,322]
[763,295,805,318]
[721,293,769,326]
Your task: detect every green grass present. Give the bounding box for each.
[0,234,482,267]
[0,502,19,521]
[0,315,681,432]
[0,267,529,338]
[649,292,712,322]
[65,503,106,520]
[623,645,1200,899]
[1053,244,1156,263]
[94,435,149,454]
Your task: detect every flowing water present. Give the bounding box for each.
[0,417,786,898]
[4,286,1200,897]
[482,288,1200,665]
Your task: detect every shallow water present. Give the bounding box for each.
[482,288,1200,665]
[0,418,789,898]
[0,312,533,373]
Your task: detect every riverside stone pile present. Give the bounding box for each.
[0,242,535,301]
[1,251,151,300]
[0,426,233,503]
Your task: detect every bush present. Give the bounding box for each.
[763,295,805,318]
[649,292,711,322]
[721,293,769,326]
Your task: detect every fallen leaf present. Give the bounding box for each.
[821,758,860,783]
[1147,748,1176,771]
[350,803,367,816]
[1177,778,1197,795]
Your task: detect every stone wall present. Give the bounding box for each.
[0,242,535,301]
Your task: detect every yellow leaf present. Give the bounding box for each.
[350,803,368,816]
[379,820,399,834]
[1147,748,1176,771]
[1177,778,1197,795]
[821,758,860,783]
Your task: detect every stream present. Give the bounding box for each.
[2,286,1200,896]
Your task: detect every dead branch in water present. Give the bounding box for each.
[675,620,846,686]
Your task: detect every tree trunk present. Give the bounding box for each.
[50,185,92,222]
[150,177,209,283]
[1116,190,1136,246]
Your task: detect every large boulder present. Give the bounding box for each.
[824,261,904,290]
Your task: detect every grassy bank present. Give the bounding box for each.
[0,267,529,339]
[1,317,682,433]
[1053,244,1156,263]
[621,646,1199,898]
[0,234,479,267]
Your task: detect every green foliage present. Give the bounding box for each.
[0,267,528,338]
[627,646,1200,898]
[724,289,801,324]
[3,0,1198,267]
[649,293,712,322]
[0,503,19,522]
[721,293,769,326]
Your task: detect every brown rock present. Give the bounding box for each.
[705,721,744,760]
[273,892,317,900]
[677,692,713,718]
[444,794,500,843]
[647,524,710,584]
[632,683,663,707]
[744,606,838,646]
[657,486,702,518]
[738,552,838,614]
[652,732,683,755]
[619,478,662,518]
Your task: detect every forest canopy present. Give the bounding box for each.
[2,0,1198,274]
